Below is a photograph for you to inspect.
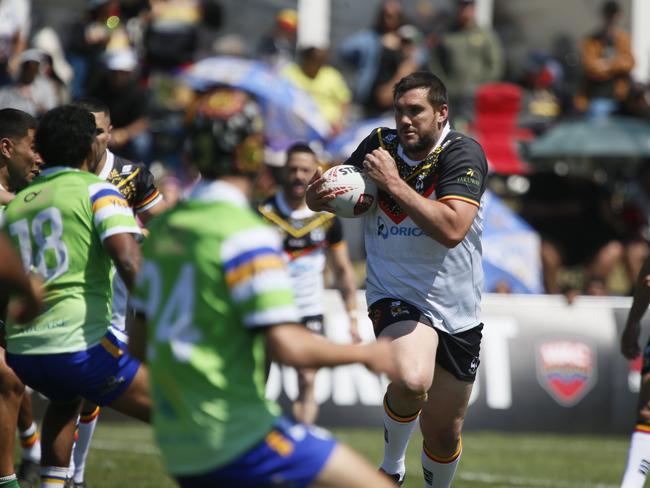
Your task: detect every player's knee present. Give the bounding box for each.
[394,370,433,398]
[422,425,462,456]
[0,366,25,399]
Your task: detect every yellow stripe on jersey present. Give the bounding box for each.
[92,195,129,213]
[136,189,161,209]
[116,167,140,188]
[225,255,286,289]
[438,195,480,207]
[377,127,385,149]
[258,206,334,238]
[636,424,650,434]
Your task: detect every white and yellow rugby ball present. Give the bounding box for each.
[321,165,377,218]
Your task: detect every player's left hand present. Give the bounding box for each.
[362,148,401,192]
[305,167,336,212]
[621,321,641,359]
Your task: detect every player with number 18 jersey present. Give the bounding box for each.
[2,167,141,405]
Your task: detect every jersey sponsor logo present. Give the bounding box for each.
[120,164,132,174]
[376,216,424,240]
[455,167,481,195]
[536,340,596,407]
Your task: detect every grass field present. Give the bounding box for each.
[16,423,631,487]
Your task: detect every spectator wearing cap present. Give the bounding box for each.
[0,48,58,116]
[575,0,635,118]
[256,8,298,69]
[33,27,74,105]
[87,49,152,164]
[428,0,505,130]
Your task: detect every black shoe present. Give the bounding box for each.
[17,459,40,486]
[379,468,405,486]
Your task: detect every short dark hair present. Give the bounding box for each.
[70,97,110,116]
[286,142,316,161]
[35,105,96,168]
[393,71,448,110]
[602,0,620,18]
[0,108,36,141]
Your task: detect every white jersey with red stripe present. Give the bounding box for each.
[346,124,488,334]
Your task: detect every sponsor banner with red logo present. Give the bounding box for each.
[266,292,646,434]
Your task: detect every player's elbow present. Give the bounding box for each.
[265,324,314,368]
[435,231,464,248]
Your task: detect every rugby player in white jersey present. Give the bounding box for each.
[307,71,488,487]
[259,143,360,424]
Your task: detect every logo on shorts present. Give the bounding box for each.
[536,341,596,407]
[389,301,410,318]
[468,356,480,375]
[99,375,127,396]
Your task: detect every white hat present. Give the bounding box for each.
[19,49,43,64]
[32,27,74,85]
[105,50,138,72]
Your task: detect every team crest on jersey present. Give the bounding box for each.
[536,341,596,407]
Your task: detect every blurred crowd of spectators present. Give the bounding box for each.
[1,0,650,297]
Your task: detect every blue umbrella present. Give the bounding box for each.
[324,115,395,162]
[181,56,332,151]
[482,191,544,294]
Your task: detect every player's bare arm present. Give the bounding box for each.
[327,243,361,343]
[622,255,650,359]
[363,147,478,247]
[138,198,167,224]
[0,190,14,205]
[265,323,396,378]
[103,233,142,291]
[0,235,43,324]
[127,313,147,362]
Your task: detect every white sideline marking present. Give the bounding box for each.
[460,471,617,488]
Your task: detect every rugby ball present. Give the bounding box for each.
[321,165,377,218]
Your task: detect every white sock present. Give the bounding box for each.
[73,407,100,484]
[380,394,420,479]
[19,422,41,462]
[40,466,68,488]
[621,427,650,488]
[421,439,462,488]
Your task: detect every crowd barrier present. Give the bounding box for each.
[267,291,645,434]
